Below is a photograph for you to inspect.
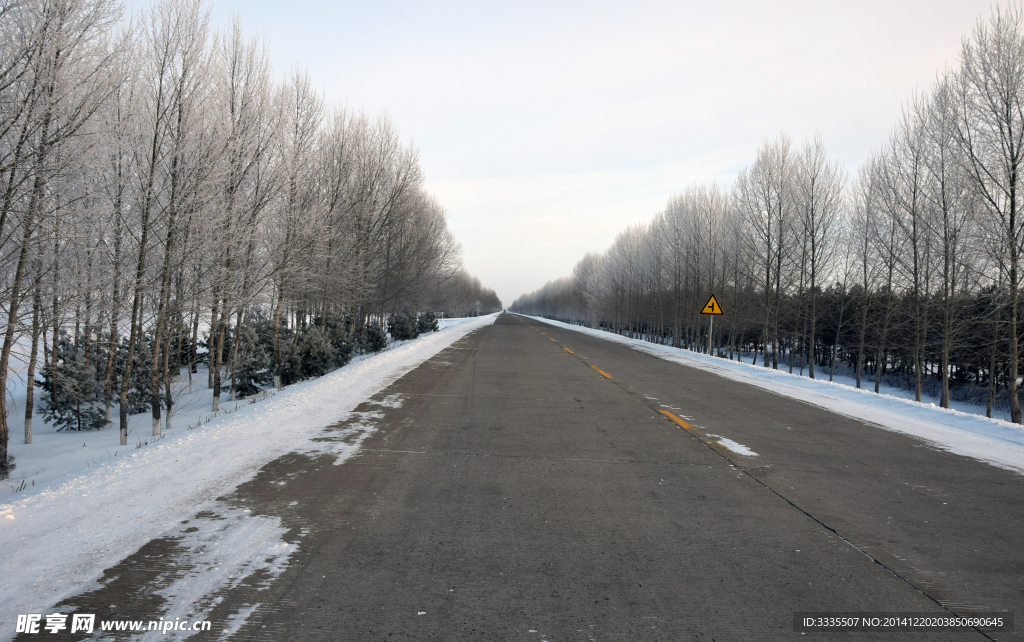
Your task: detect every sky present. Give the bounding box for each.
[155,0,997,306]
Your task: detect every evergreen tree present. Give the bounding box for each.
[417,312,439,334]
[389,312,419,341]
[38,333,109,431]
[297,327,333,379]
[322,316,354,369]
[232,315,273,398]
[360,325,387,354]
[116,336,154,414]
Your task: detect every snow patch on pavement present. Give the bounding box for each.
[137,506,294,642]
[521,315,1024,475]
[372,394,405,409]
[319,411,381,466]
[216,603,261,641]
[709,436,759,457]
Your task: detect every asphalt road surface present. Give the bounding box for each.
[46,313,1023,641]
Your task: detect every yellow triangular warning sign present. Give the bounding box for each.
[700,293,724,315]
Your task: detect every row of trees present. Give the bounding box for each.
[511,4,1024,424]
[0,0,500,478]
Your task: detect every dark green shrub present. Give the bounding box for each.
[298,328,333,379]
[278,342,303,386]
[321,315,354,369]
[360,325,387,353]
[389,313,419,341]
[417,312,439,334]
[232,316,273,397]
[38,332,109,431]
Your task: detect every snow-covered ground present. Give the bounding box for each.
[0,314,496,639]
[520,315,1024,476]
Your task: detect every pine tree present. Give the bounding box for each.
[232,318,272,398]
[116,336,154,415]
[417,312,439,334]
[389,312,419,341]
[38,333,109,432]
[231,317,272,397]
[360,325,387,354]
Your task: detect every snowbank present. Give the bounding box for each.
[520,315,1024,475]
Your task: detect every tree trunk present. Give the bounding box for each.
[24,286,42,444]
[0,131,50,478]
[987,314,1000,418]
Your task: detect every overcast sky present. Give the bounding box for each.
[181,0,996,306]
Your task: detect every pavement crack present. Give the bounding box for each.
[737,467,999,640]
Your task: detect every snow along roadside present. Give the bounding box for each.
[0,314,497,631]
[519,315,1024,475]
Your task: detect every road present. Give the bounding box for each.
[46,313,1023,640]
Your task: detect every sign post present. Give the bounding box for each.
[699,293,724,356]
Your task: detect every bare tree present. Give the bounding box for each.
[923,76,976,407]
[953,5,1024,422]
[0,0,122,476]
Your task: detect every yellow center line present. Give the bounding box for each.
[543,338,733,460]
[658,410,692,429]
[658,410,733,458]
[549,337,556,342]
[541,332,546,335]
